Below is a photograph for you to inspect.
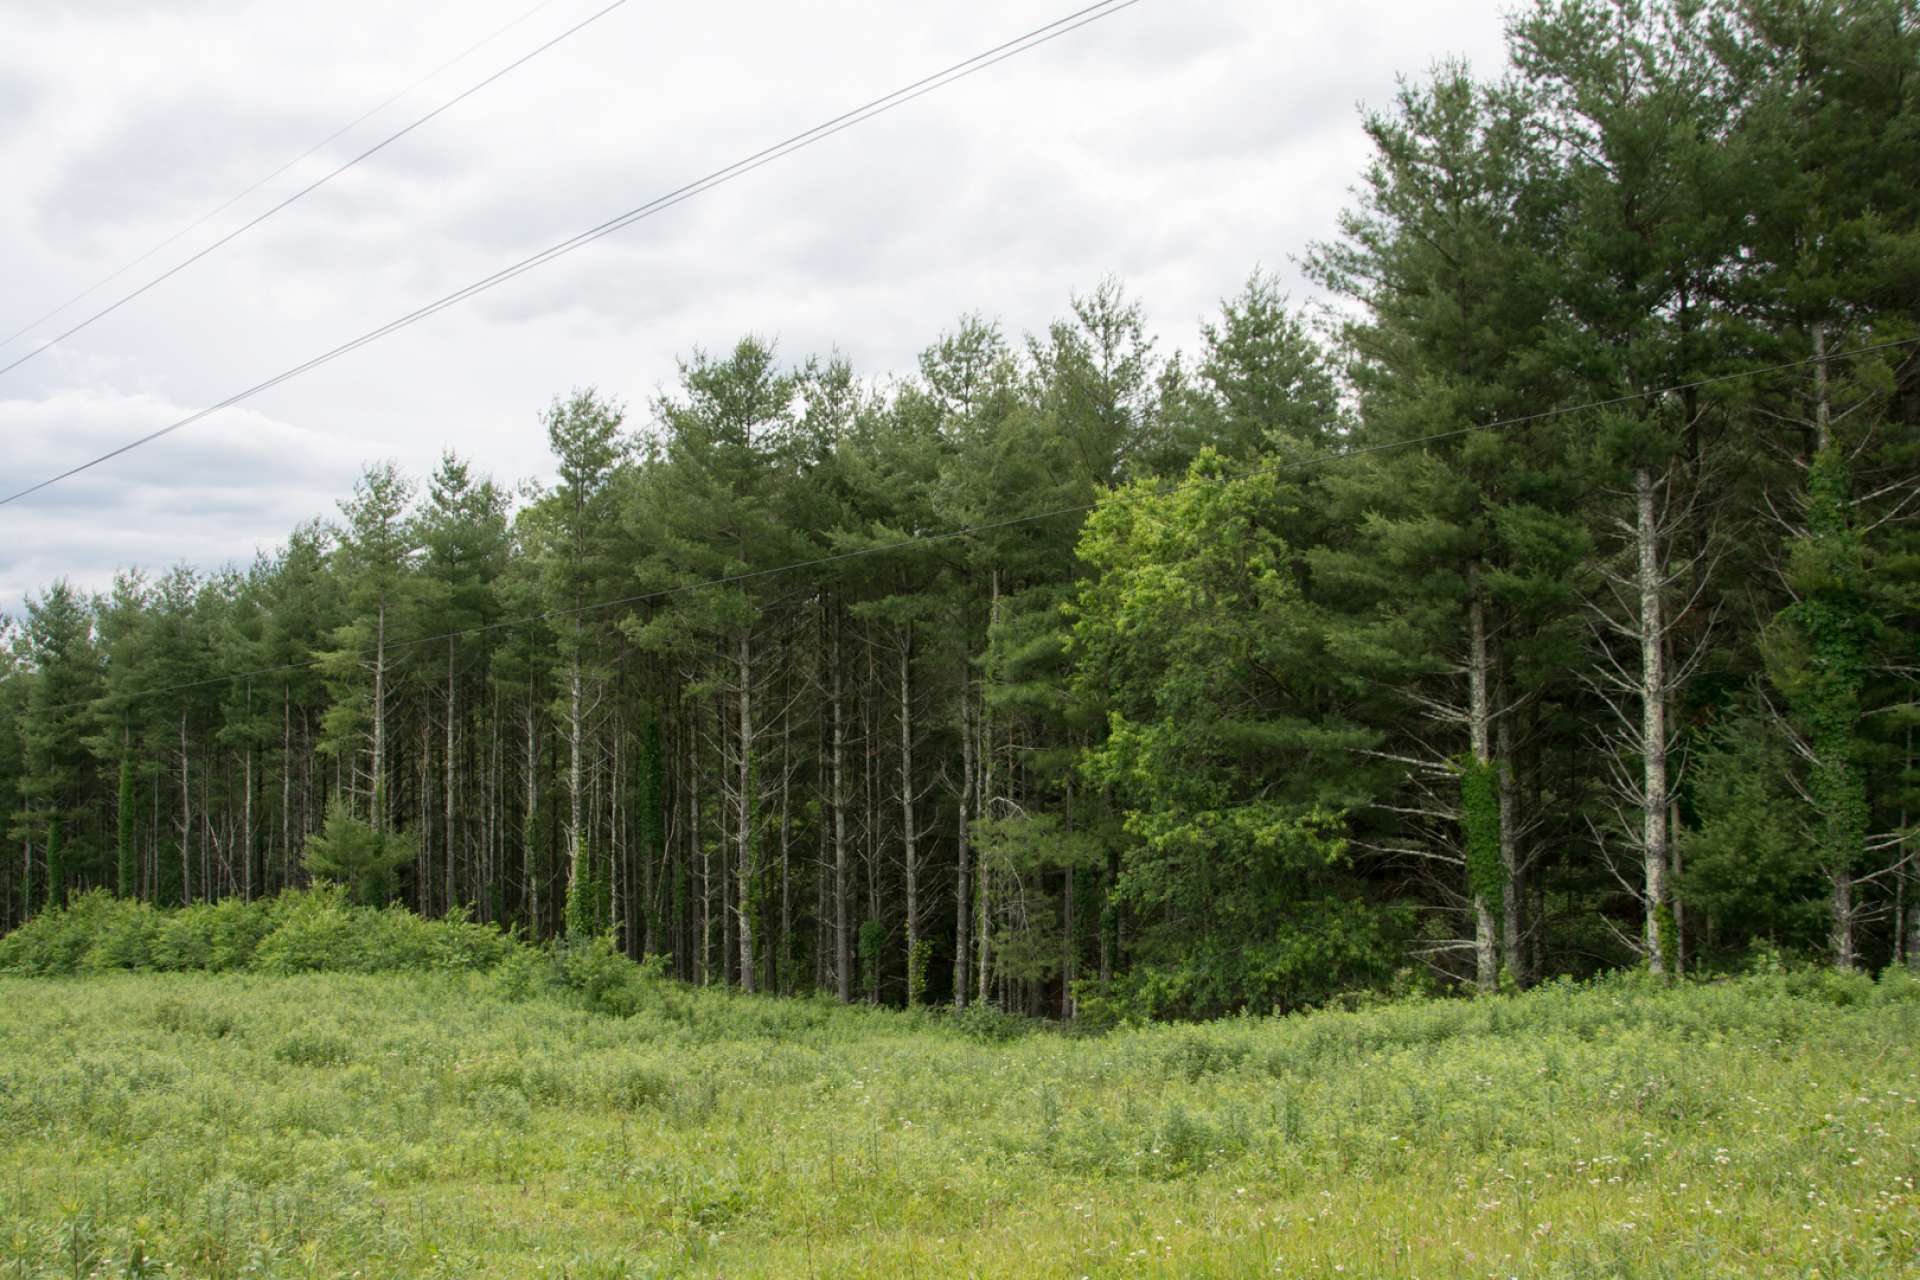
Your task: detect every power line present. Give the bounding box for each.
[0,0,1145,509]
[39,331,1920,713]
[0,0,633,383]
[0,0,570,356]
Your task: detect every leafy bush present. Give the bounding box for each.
[84,897,165,971]
[554,932,655,1017]
[1,888,517,979]
[1871,964,1920,1004]
[0,890,158,975]
[153,896,278,971]
[489,943,562,1002]
[253,891,513,975]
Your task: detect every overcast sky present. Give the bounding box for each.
[0,0,1513,620]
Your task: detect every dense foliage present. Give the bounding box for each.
[0,963,1913,1275]
[3,0,1918,1014]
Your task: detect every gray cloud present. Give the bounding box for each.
[0,0,1512,617]
[0,390,361,616]
[38,95,335,243]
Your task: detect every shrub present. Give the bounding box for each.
[0,890,158,975]
[301,799,416,906]
[1872,964,1920,1004]
[252,891,515,975]
[153,897,278,971]
[251,886,370,973]
[490,943,562,1002]
[555,933,653,1017]
[949,1001,1037,1043]
[272,1028,356,1068]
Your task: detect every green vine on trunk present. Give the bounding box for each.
[1780,446,1874,900]
[907,938,934,1007]
[1459,755,1504,930]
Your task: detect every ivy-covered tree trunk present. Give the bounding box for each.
[43,816,62,910]
[1495,702,1530,987]
[1796,329,1871,970]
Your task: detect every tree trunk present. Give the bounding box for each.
[1636,467,1673,977]
[199,761,211,903]
[281,685,292,894]
[447,638,458,918]
[1061,866,1075,1020]
[693,694,710,985]
[642,713,661,957]
[612,715,626,951]
[1467,564,1499,993]
[372,599,387,830]
[242,707,254,901]
[897,625,921,1004]
[565,649,585,928]
[736,629,756,994]
[954,679,973,1009]
[524,691,541,939]
[778,678,793,996]
[864,634,880,1003]
[418,719,431,911]
[179,711,192,906]
[978,572,1000,1003]
[1496,690,1528,987]
[1809,321,1866,970]
[832,615,851,1002]
[1905,729,1917,974]
[1830,870,1856,972]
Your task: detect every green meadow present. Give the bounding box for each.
[0,897,1915,1277]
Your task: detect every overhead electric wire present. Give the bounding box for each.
[40,330,1920,714]
[0,0,570,356]
[0,0,1145,509]
[0,0,633,383]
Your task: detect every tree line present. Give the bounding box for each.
[4,0,1916,1017]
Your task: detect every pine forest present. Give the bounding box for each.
[5,0,1919,1024]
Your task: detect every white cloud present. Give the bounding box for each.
[0,0,1512,613]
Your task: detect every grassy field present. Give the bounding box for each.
[0,964,1915,1279]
